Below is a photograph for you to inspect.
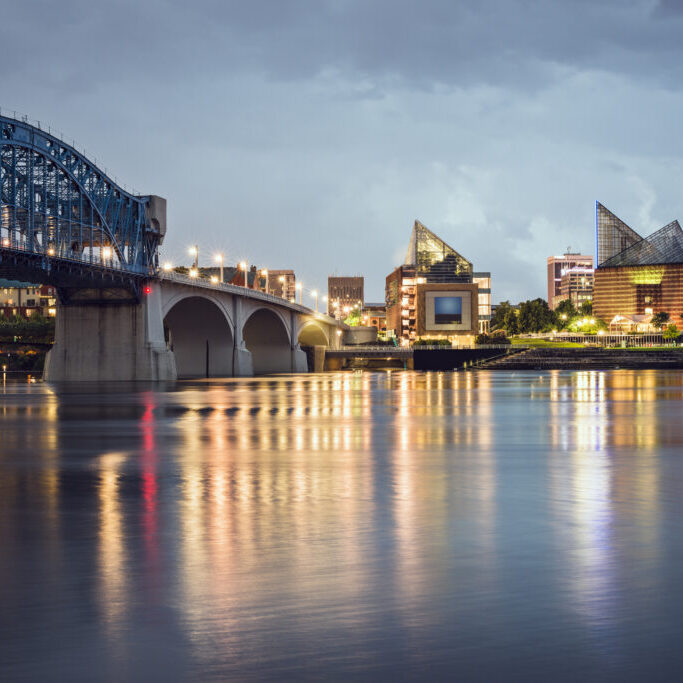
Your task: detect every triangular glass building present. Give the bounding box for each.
[594,204,683,329]
[596,202,642,266]
[404,220,473,283]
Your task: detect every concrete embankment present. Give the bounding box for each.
[484,347,683,370]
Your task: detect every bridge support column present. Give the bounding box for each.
[291,343,308,373]
[232,298,253,377]
[44,290,176,382]
[312,345,326,373]
[290,312,307,372]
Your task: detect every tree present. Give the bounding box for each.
[555,299,576,329]
[556,299,577,318]
[503,308,519,335]
[651,312,670,330]
[517,298,556,333]
[663,324,680,340]
[491,301,513,330]
[578,300,593,316]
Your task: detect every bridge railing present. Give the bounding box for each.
[157,271,340,323]
[0,241,149,276]
[337,344,520,352]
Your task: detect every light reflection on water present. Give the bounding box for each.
[1,370,683,680]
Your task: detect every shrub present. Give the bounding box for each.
[475,332,511,345]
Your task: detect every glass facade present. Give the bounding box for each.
[599,219,683,268]
[405,221,472,283]
[596,202,642,266]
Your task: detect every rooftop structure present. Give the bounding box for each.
[405,220,473,283]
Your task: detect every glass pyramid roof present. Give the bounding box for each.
[404,220,472,283]
[596,202,643,266]
[599,219,683,267]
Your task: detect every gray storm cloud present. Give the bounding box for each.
[1,0,680,301]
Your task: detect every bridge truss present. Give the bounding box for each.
[0,114,165,298]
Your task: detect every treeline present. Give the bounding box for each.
[0,314,55,342]
[491,298,599,334]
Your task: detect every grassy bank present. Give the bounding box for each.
[511,338,585,348]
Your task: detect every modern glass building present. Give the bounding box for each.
[594,203,683,325]
[386,220,492,343]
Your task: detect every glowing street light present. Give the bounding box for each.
[295,282,302,305]
[214,253,224,283]
[239,261,248,287]
[311,289,319,312]
[162,261,173,272]
[261,269,269,293]
[210,275,219,284]
[102,246,112,262]
[189,268,198,278]
[188,245,199,269]
[47,247,55,256]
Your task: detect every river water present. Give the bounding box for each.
[1,370,683,681]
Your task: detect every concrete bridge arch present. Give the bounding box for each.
[163,295,234,378]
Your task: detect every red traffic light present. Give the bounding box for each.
[143,286,152,295]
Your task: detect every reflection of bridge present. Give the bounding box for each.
[0,113,343,380]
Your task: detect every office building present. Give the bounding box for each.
[546,251,593,309]
[594,202,683,325]
[559,267,594,308]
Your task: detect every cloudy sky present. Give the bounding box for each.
[3,0,683,302]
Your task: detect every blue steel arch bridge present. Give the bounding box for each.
[0,113,166,302]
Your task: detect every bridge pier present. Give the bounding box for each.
[44,289,176,382]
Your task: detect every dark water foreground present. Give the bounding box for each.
[1,370,683,681]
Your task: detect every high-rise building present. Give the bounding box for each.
[386,221,488,344]
[546,252,593,309]
[559,268,594,308]
[327,276,364,317]
[594,203,683,325]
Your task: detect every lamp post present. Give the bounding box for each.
[278,275,285,299]
[189,245,199,269]
[215,253,224,283]
[295,282,302,305]
[239,261,248,287]
[322,295,328,314]
[261,269,269,293]
[311,290,318,312]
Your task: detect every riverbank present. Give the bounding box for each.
[484,346,683,370]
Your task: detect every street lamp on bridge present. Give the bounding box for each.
[311,290,318,312]
[261,269,269,294]
[214,253,224,283]
[239,261,248,288]
[295,282,302,305]
[188,245,199,269]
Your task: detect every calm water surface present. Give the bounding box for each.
[2,370,683,681]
